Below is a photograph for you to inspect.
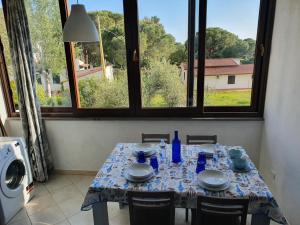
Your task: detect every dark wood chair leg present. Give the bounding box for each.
[185,208,189,223]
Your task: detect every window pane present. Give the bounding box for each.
[24,0,72,107]
[0,3,19,110]
[69,0,129,109]
[204,0,259,107]
[139,0,188,108]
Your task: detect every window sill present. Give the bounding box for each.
[6,116,264,122]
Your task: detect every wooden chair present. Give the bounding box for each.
[186,135,217,145]
[142,133,170,144]
[119,134,170,210]
[191,196,249,225]
[185,135,217,222]
[128,191,175,225]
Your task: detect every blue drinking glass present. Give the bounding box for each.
[137,151,146,163]
[196,161,206,174]
[150,155,159,172]
[198,152,206,164]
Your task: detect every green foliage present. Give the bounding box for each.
[36,84,47,105]
[9,80,19,108]
[204,90,251,106]
[140,17,178,65]
[205,27,238,58]
[149,95,167,107]
[142,60,185,107]
[195,28,256,63]
[1,4,256,109]
[78,72,129,108]
[169,44,188,66]
[78,11,127,68]
[25,0,66,75]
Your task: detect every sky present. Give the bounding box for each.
[70,0,260,43]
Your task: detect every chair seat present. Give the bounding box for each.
[203,216,240,225]
[192,209,241,225]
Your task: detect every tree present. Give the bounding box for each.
[222,39,249,58]
[78,70,129,108]
[0,9,14,78]
[84,11,127,68]
[194,27,256,64]
[140,17,178,65]
[205,27,238,58]
[25,0,66,75]
[142,60,185,107]
[169,43,187,66]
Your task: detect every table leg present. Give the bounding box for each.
[93,202,109,225]
[251,214,271,225]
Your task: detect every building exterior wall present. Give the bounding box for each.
[204,74,253,90]
[187,74,253,91]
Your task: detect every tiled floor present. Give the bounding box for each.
[7,174,277,225]
[7,174,189,225]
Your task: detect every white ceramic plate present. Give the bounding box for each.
[126,163,153,179]
[125,172,154,183]
[199,144,216,154]
[198,180,231,191]
[133,143,156,156]
[198,170,228,188]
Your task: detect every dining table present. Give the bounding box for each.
[81,143,287,225]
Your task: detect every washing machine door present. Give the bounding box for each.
[0,156,26,198]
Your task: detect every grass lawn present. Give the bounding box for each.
[204,90,252,106]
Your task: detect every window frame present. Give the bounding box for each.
[0,0,276,118]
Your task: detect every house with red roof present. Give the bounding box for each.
[180,58,254,91]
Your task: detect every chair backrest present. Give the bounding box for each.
[186,135,217,145]
[142,133,170,144]
[195,196,249,225]
[128,191,175,225]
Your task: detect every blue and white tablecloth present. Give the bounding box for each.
[82,143,287,224]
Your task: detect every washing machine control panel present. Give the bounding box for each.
[0,143,14,161]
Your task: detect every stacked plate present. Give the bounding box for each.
[198,144,215,158]
[198,170,230,191]
[125,163,154,182]
[132,143,156,157]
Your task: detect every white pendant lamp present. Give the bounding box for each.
[63,3,99,42]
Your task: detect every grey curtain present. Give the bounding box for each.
[5,0,53,182]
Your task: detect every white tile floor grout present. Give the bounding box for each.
[7,174,277,225]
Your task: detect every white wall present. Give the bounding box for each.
[5,119,263,172]
[259,0,300,224]
[205,74,253,90]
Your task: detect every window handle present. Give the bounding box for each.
[133,49,139,62]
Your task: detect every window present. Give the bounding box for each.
[70,0,130,109]
[228,75,236,85]
[0,0,276,118]
[0,1,18,113]
[24,0,72,108]
[203,0,260,107]
[138,0,188,108]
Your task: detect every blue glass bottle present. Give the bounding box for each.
[172,130,181,163]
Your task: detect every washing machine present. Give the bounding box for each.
[0,137,34,224]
